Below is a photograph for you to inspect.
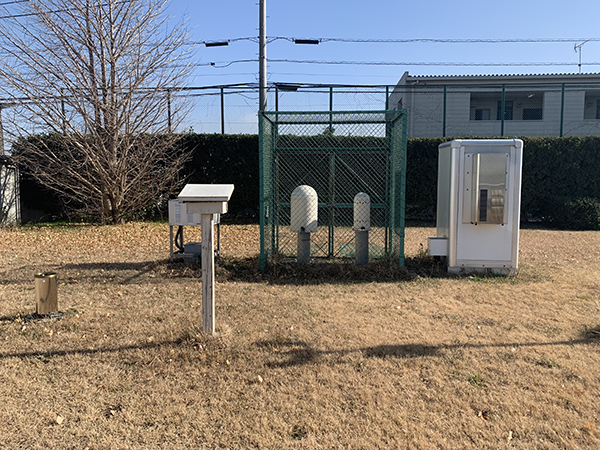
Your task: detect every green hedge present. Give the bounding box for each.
[181,133,259,218]
[16,133,600,229]
[405,136,600,229]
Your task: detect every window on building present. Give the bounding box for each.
[583,91,600,119]
[474,109,490,120]
[496,101,513,120]
[523,108,543,120]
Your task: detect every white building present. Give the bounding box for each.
[0,156,20,225]
[389,72,600,138]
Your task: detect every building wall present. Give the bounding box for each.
[392,76,600,138]
[0,162,20,226]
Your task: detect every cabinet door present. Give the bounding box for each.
[462,152,508,225]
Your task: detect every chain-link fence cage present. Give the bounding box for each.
[259,110,408,270]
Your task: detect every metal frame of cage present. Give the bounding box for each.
[259,110,408,270]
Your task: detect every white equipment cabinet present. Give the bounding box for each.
[428,139,523,275]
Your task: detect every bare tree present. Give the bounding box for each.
[0,0,193,223]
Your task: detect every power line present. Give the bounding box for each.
[0,0,132,20]
[194,59,600,68]
[275,59,600,67]
[0,0,29,6]
[277,37,600,44]
[195,36,600,46]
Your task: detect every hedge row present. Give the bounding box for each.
[18,134,600,229]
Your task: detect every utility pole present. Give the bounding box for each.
[259,0,267,112]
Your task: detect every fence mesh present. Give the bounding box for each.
[176,81,600,137]
[259,110,407,270]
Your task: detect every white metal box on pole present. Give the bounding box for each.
[177,184,234,334]
[428,139,523,275]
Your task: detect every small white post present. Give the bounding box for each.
[290,185,318,265]
[354,193,371,266]
[201,213,215,334]
[297,231,311,264]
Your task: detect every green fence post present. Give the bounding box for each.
[501,85,506,137]
[398,111,408,267]
[328,150,336,257]
[220,87,225,134]
[385,85,389,110]
[167,88,172,133]
[560,83,565,137]
[443,85,447,138]
[329,86,334,134]
[259,112,266,271]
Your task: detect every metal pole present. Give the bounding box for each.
[61,91,66,134]
[328,152,335,257]
[500,85,506,137]
[259,0,267,112]
[220,87,225,134]
[297,231,311,264]
[0,108,4,156]
[201,213,215,334]
[167,88,172,133]
[560,83,565,137]
[385,85,389,110]
[329,86,333,133]
[442,85,447,137]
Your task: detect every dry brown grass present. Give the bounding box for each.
[1,222,600,449]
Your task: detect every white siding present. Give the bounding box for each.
[392,75,600,138]
[1,163,20,226]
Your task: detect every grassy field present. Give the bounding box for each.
[1,222,599,449]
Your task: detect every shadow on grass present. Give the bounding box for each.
[0,260,167,286]
[254,337,598,368]
[1,254,510,288]
[61,261,164,284]
[0,332,597,363]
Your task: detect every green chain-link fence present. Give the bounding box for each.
[259,110,407,270]
[176,81,600,136]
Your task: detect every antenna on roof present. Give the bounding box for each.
[574,40,589,74]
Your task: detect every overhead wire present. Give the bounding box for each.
[192,36,599,70]
[193,59,600,68]
[194,36,600,45]
[0,0,133,20]
[271,36,600,44]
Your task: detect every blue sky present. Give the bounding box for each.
[168,0,600,88]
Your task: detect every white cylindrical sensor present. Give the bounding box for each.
[353,192,371,231]
[290,185,318,233]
